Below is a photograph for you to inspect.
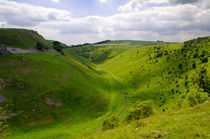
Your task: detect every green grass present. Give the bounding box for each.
[0,52,126,138]
[67,37,210,138]
[0,33,209,138]
[83,101,210,139]
[0,28,53,49]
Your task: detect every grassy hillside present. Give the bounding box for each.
[72,37,209,111]
[0,51,125,138]
[0,33,209,139]
[66,37,209,138]
[0,28,53,49]
[84,101,210,139]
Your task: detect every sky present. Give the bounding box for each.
[0,0,210,45]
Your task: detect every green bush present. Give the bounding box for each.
[187,85,208,107]
[53,41,64,55]
[0,121,9,138]
[102,115,119,131]
[36,42,45,50]
[125,100,153,122]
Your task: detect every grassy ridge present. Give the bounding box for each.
[0,28,52,49]
[0,51,126,138]
[0,32,209,138]
[68,37,209,138]
[72,37,209,111]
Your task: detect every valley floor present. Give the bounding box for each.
[82,101,210,139]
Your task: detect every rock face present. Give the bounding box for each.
[0,94,6,103]
[0,45,10,55]
[7,47,38,54]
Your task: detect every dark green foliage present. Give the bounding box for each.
[193,53,198,58]
[52,41,64,55]
[192,63,196,69]
[102,116,119,131]
[125,100,153,122]
[178,64,183,70]
[36,42,45,50]
[0,108,9,138]
[187,86,208,107]
[155,53,163,58]
[0,121,9,138]
[201,57,208,63]
[190,67,210,93]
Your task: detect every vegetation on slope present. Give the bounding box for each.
[84,101,210,139]
[67,37,209,138]
[0,29,209,139]
[0,51,126,138]
[0,28,53,49]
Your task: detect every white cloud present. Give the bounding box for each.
[0,0,209,45]
[0,21,7,27]
[99,0,107,3]
[118,0,169,12]
[0,0,70,26]
[52,0,59,3]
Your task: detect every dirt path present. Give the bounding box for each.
[111,77,127,116]
[98,66,127,116]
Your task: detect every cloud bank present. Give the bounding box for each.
[0,0,209,44]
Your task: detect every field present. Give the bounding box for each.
[0,30,209,139]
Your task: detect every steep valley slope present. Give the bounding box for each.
[0,29,209,139]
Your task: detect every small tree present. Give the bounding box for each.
[125,100,153,122]
[53,41,64,55]
[36,42,45,50]
[102,115,119,131]
[187,85,208,107]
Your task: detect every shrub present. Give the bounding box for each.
[102,115,119,131]
[192,63,196,69]
[36,42,45,50]
[53,41,64,55]
[0,121,9,138]
[125,100,153,122]
[178,64,183,70]
[201,57,208,63]
[187,85,208,107]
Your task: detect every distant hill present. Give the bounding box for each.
[48,40,70,48]
[0,28,53,50]
[95,40,174,45]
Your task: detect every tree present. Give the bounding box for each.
[36,42,45,50]
[53,41,64,55]
[102,116,119,131]
[125,100,153,122]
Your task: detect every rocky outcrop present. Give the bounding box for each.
[7,47,38,54]
[0,45,10,55]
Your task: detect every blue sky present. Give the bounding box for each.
[0,0,210,44]
[8,0,128,17]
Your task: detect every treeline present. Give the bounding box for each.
[71,40,111,48]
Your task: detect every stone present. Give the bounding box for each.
[0,45,10,55]
[45,98,55,106]
[0,94,6,103]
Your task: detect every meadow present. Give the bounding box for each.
[0,29,209,138]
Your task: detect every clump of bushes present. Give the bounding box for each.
[125,100,153,122]
[0,108,9,138]
[187,85,208,107]
[52,41,64,55]
[102,115,119,131]
[0,121,9,138]
[36,42,49,50]
[200,57,208,63]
